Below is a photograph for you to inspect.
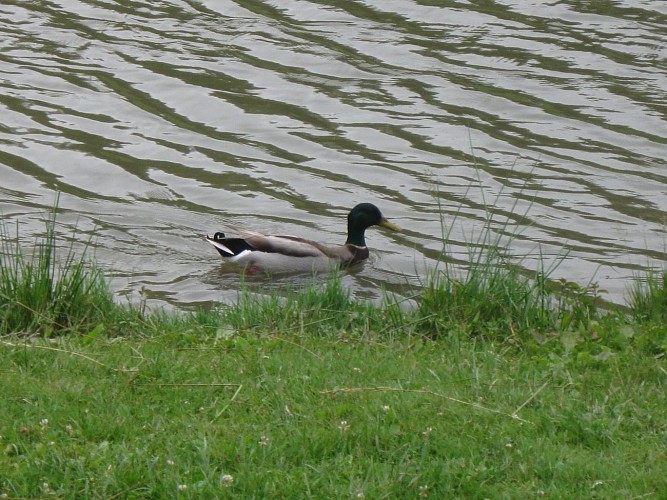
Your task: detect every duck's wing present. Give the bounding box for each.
[212,225,327,258]
[242,233,329,258]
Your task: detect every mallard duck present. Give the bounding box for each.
[206,203,401,274]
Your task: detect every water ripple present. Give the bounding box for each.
[1,0,666,307]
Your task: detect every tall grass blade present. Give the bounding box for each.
[0,200,115,336]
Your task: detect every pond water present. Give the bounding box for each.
[1,0,666,309]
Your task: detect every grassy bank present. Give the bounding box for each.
[1,213,666,498]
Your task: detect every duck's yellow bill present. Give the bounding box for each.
[379,218,401,232]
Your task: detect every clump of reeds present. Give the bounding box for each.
[417,175,601,339]
[0,204,115,336]
[418,255,557,338]
[629,269,667,322]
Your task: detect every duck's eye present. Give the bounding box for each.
[213,232,226,240]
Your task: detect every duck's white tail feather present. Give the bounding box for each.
[206,238,234,256]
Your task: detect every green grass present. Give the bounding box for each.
[1,315,666,498]
[629,268,667,322]
[420,180,602,340]
[0,204,115,336]
[1,207,667,497]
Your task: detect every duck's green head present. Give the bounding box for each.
[345,203,401,247]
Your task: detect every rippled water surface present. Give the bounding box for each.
[1,0,666,308]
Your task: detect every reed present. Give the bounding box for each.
[0,204,114,336]
[417,176,589,339]
[628,269,667,322]
[418,256,557,338]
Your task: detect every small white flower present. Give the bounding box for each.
[422,427,433,439]
[259,435,270,447]
[419,484,428,497]
[42,483,50,494]
[39,419,49,429]
[177,484,187,492]
[221,474,234,487]
[338,420,350,431]
[65,424,73,435]
[353,367,361,374]
[381,405,390,413]
[166,459,175,466]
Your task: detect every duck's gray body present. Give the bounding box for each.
[206,230,369,273]
[206,203,399,274]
